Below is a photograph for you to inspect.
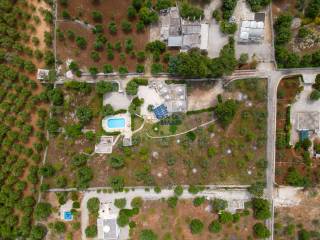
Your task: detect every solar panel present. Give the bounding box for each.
[153,104,169,119]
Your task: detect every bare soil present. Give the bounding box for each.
[275,77,320,185]
[130,199,259,240]
[275,189,320,239]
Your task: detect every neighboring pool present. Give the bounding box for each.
[107,118,125,129]
[63,211,73,221]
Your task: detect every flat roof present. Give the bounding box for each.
[297,112,320,131]
[168,36,182,47]
[255,12,265,22]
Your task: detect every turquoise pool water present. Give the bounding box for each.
[64,211,73,220]
[107,118,125,128]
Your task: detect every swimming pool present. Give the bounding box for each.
[63,211,73,221]
[107,118,125,129]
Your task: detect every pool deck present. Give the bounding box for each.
[102,113,132,138]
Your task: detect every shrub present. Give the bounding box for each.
[253,223,271,238]
[136,64,145,73]
[90,51,100,62]
[65,124,83,139]
[126,79,139,95]
[247,182,265,197]
[208,220,221,233]
[53,221,66,233]
[117,214,129,227]
[46,118,60,135]
[96,81,114,95]
[306,0,320,19]
[131,197,143,208]
[186,131,196,141]
[75,36,87,49]
[30,224,47,240]
[298,27,311,38]
[92,11,103,22]
[252,198,271,220]
[167,196,178,208]
[71,154,88,168]
[48,88,64,106]
[125,38,134,53]
[62,10,70,19]
[87,198,100,216]
[85,225,97,238]
[193,196,205,207]
[122,20,132,32]
[180,2,204,20]
[108,21,117,34]
[188,185,200,194]
[220,21,237,34]
[128,5,137,19]
[89,67,99,76]
[222,0,237,19]
[76,106,93,125]
[174,185,183,196]
[247,0,271,12]
[138,7,159,24]
[109,176,125,192]
[139,229,158,240]
[109,155,125,169]
[102,104,114,116]
[285,167,310,187]
[34,202,52,220]
[215,99,238,128]
[119,66,128,74]
[103,64,113,74]
[155,0,173,11]
[39,165,55,177]
[207,146,216,157]
[310,89,320,101]
[136,21,145,32]
[146,40,166,54]
[189,219,204,234]
[137,51,146,62]
[211,198,228,213]
[239,53,249,65]
[151,63,163,74]
[219,211,233,224]
[114,198,127,209]
[76,166,93,188]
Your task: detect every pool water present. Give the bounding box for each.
[107,118,125,129]
[64,211,73,221]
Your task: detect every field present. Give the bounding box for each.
[44,78,267,188]
[275,76,320,186]
[56,0,149,72]
[42,192,82,240]
[129,199,260,240]
[272,0,320,68]
[275,189,320,239]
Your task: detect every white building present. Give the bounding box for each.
[238,13,265,43]
[97,203,120,240]
[159,7,209,51]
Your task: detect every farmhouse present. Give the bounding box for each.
[97,203,120,240]
[239,13,265,43]
[159,7,209,51]
[138,81,187,121]
[296,111,320,142]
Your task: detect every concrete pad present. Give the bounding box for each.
[103,92,133,111]
[138,86,164,121]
